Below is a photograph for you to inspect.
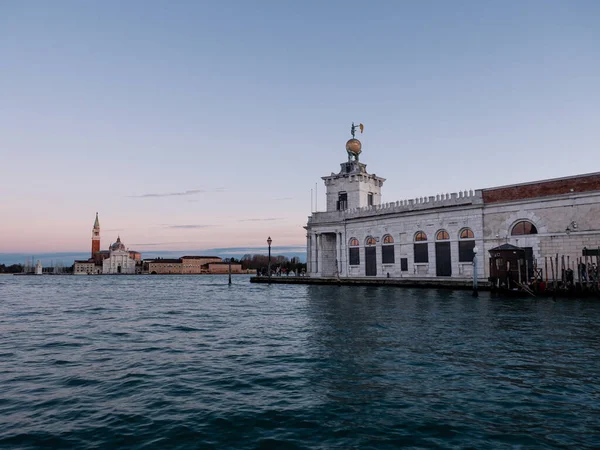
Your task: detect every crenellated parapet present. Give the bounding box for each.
[309,189,483,224]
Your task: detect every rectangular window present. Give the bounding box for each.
[349,248,360,266]
[583,248,600,256]
[382,245,395,264]
[337,192,348,211]
[367,192,374,206]
[400,258,408,271]
[414,243,428,263]
[459,241,476,262]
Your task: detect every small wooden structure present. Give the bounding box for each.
[488,244,527,289]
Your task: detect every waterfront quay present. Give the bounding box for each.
[251,275,488,290]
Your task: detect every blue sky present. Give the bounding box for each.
[1,0,599,256]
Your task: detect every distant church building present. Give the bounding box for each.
[74,213,141,274]
[102,236,138,274]
[305,124,600,280]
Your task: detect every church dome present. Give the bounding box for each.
[110,236,126,251]
[346,138,362,156]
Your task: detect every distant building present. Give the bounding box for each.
[102,236,137,274]
[146,256,244,274]
[129,251,142,261]
[206,262,243,274]
[74,260,96,275]
[147,259,183,274]
[73,213,141,274]
[181,256,222,274]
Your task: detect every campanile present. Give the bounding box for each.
[92,212,100,257]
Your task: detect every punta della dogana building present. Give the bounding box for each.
[305,125,600,281]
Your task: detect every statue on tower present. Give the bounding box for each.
[346,122,364,162]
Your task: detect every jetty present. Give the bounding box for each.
[250,276,488,290]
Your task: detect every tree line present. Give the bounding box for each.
[233,254,306,272]
[0,264,25,273]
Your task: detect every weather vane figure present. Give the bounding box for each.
[346,122,364,162]
[350,122,364,139]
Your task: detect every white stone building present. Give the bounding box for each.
[306,136,600,281]
[102,237,137,274]
[74,260,96,275]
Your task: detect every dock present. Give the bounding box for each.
[250,276,488,290]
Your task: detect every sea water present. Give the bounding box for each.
[1,275,599,449]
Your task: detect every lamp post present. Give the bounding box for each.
[267,236,272,282]
[472,246,479,297]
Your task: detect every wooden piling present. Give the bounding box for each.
[555,254,559,290]
[550,257,555,292]
[596,247,600,291]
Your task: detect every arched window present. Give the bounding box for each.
[458,228,475,262]
[348,237,360,266]
[414,231,427,242]
[436,230,450,240]
[511,221,538,236]
[365,236,376,246]
[459,228,474,239]
[414,231,428,263]
[382,234,394,264]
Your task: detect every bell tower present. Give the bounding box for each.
[91,212,100,257]
[322,123,385,212]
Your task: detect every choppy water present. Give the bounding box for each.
[1,275,599,449]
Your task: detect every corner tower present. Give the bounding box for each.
[322,123,385,212]
[92,212,100,257]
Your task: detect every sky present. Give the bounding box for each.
[1,0,599,256]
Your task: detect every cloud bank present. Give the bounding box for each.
[128,187,225,198]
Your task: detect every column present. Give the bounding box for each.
[312,233,318,275]
[334,233,340,277]
[339,232,344,277]
[306,234,311,273]
[317,234,323,276]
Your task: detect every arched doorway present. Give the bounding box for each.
[365,236,377,276]
[435,230,451,276]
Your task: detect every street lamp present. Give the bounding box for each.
[267,236,272,282]
[472,246,479,297]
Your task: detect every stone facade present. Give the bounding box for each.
[74,260,97,275]
[481,191,600,275]
[206,262,244,274]
[181,256,222,274]
[306,147,600,280]
[147,257,244,274]
[148,259,183,274]
[102,237,137,274]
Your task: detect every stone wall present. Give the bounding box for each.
[320,234,338,277]
[482,192,600,277]
[310,190,482,225]
[308,203,485,279]
[482,173,600,204]
[207,263,243,274]
[323,171,384,212]
[308,167,600,281]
